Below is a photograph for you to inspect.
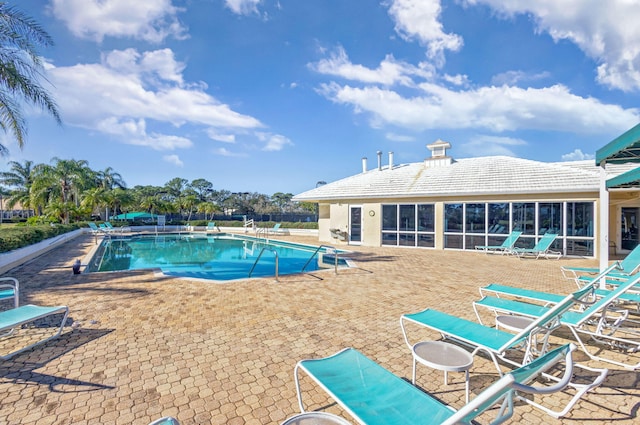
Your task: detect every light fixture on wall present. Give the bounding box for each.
[369,210,375,217]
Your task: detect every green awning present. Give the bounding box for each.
[606,167,640,189]
[596,122,640,165]
[112,212,157,220]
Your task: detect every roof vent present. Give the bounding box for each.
[377,151,382,171]
[425,139,453,168]
[362,157,367,173]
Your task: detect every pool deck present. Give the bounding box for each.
[0,232,638,424]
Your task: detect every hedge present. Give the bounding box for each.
[0,224,81,254]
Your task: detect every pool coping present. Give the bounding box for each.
[79,231,352,282]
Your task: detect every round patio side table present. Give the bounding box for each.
[412,340,474,403]
[281,412,352,425]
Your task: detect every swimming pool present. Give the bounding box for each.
[84,234,347,281]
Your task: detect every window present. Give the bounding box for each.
[445,203,463,232]
[488,203,509,234]
[441,201,595,256]
[382,203,435,247]
[465,203,485,233]
[512,203,535,235]
[567,202,593,237]
[399,205,415,231]
[538,203,563,236]
[382,205,397,231]
[418,204,434,232]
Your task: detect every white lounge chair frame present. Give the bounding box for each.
[294,344,577,425]
[400,285,608,418]
[474,271,640,370]
[0,301,69,360]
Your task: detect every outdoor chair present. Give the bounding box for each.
[475,231,522,254]
[0,300,69,360]
[0,277,19,338]
[479,262,640,309]
[87,222,107,235]
[0,277,19,309]
[473,270,640,370]
[561,244,640,285]
[400,285,607,418]
[205,222,219,232]
[510,233,561,259]
[267,223,286,235]
[293,344,578,425]
[104,221,131,234]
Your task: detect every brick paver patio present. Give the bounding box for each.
[0,233,638,424]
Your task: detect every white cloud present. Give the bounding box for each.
[207,130,236,143]
[225,0,261,16]
[385,132,415,142]
[309,46,434,86]
[386,0,463,65]
[318,82,639,134]
[163,154,184,166]
[466,0,640,91]
[95,117,193,150]
[561,148,594,161]
[213,147,247,157]
[460,135,527,157]
[256,132,293,151]
[491,70,551,86]
[46,48,263,150]
[51,0,187,43]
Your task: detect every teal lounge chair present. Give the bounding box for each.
[475,231,522,255]
[88,222,107,235]
[473,271,640,370]
[104,221,131,234]
[510,233,561,259]
[0,277,18,309]
[0,278,19,338]
[0,303,69,360]
[294,344,578,425]
[267,222,285,235]
[205,222,219,232]
[561,244,640,285]
[480,262,640,308]
[400,285,607,418]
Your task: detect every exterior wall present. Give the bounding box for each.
[608,192,640,256]
[317,190,608,257]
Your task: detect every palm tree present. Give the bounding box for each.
[0,159,34,212]
[96,167,126,190]
[31,158,93,223]
[0,3,61,154]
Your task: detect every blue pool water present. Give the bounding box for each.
[85,234,345,281]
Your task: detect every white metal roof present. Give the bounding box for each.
[294,156,638,201]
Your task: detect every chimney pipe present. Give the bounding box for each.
[377,151,382,171]
[362,157,367,173]
[389,151,394,170]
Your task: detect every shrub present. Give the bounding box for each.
[0,223,81,253]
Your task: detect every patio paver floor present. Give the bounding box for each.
[0,233,638,424]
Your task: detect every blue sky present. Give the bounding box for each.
[5,0,640,195]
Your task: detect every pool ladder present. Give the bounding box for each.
[302,245,339,274]
[248,247,279,281]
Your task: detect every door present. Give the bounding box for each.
[621,207,639,251]
[349,206,362,245]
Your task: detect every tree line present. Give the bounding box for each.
[0,158,315,224]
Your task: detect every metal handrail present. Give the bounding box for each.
[248,247,279,281]
[301,245,339,274]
